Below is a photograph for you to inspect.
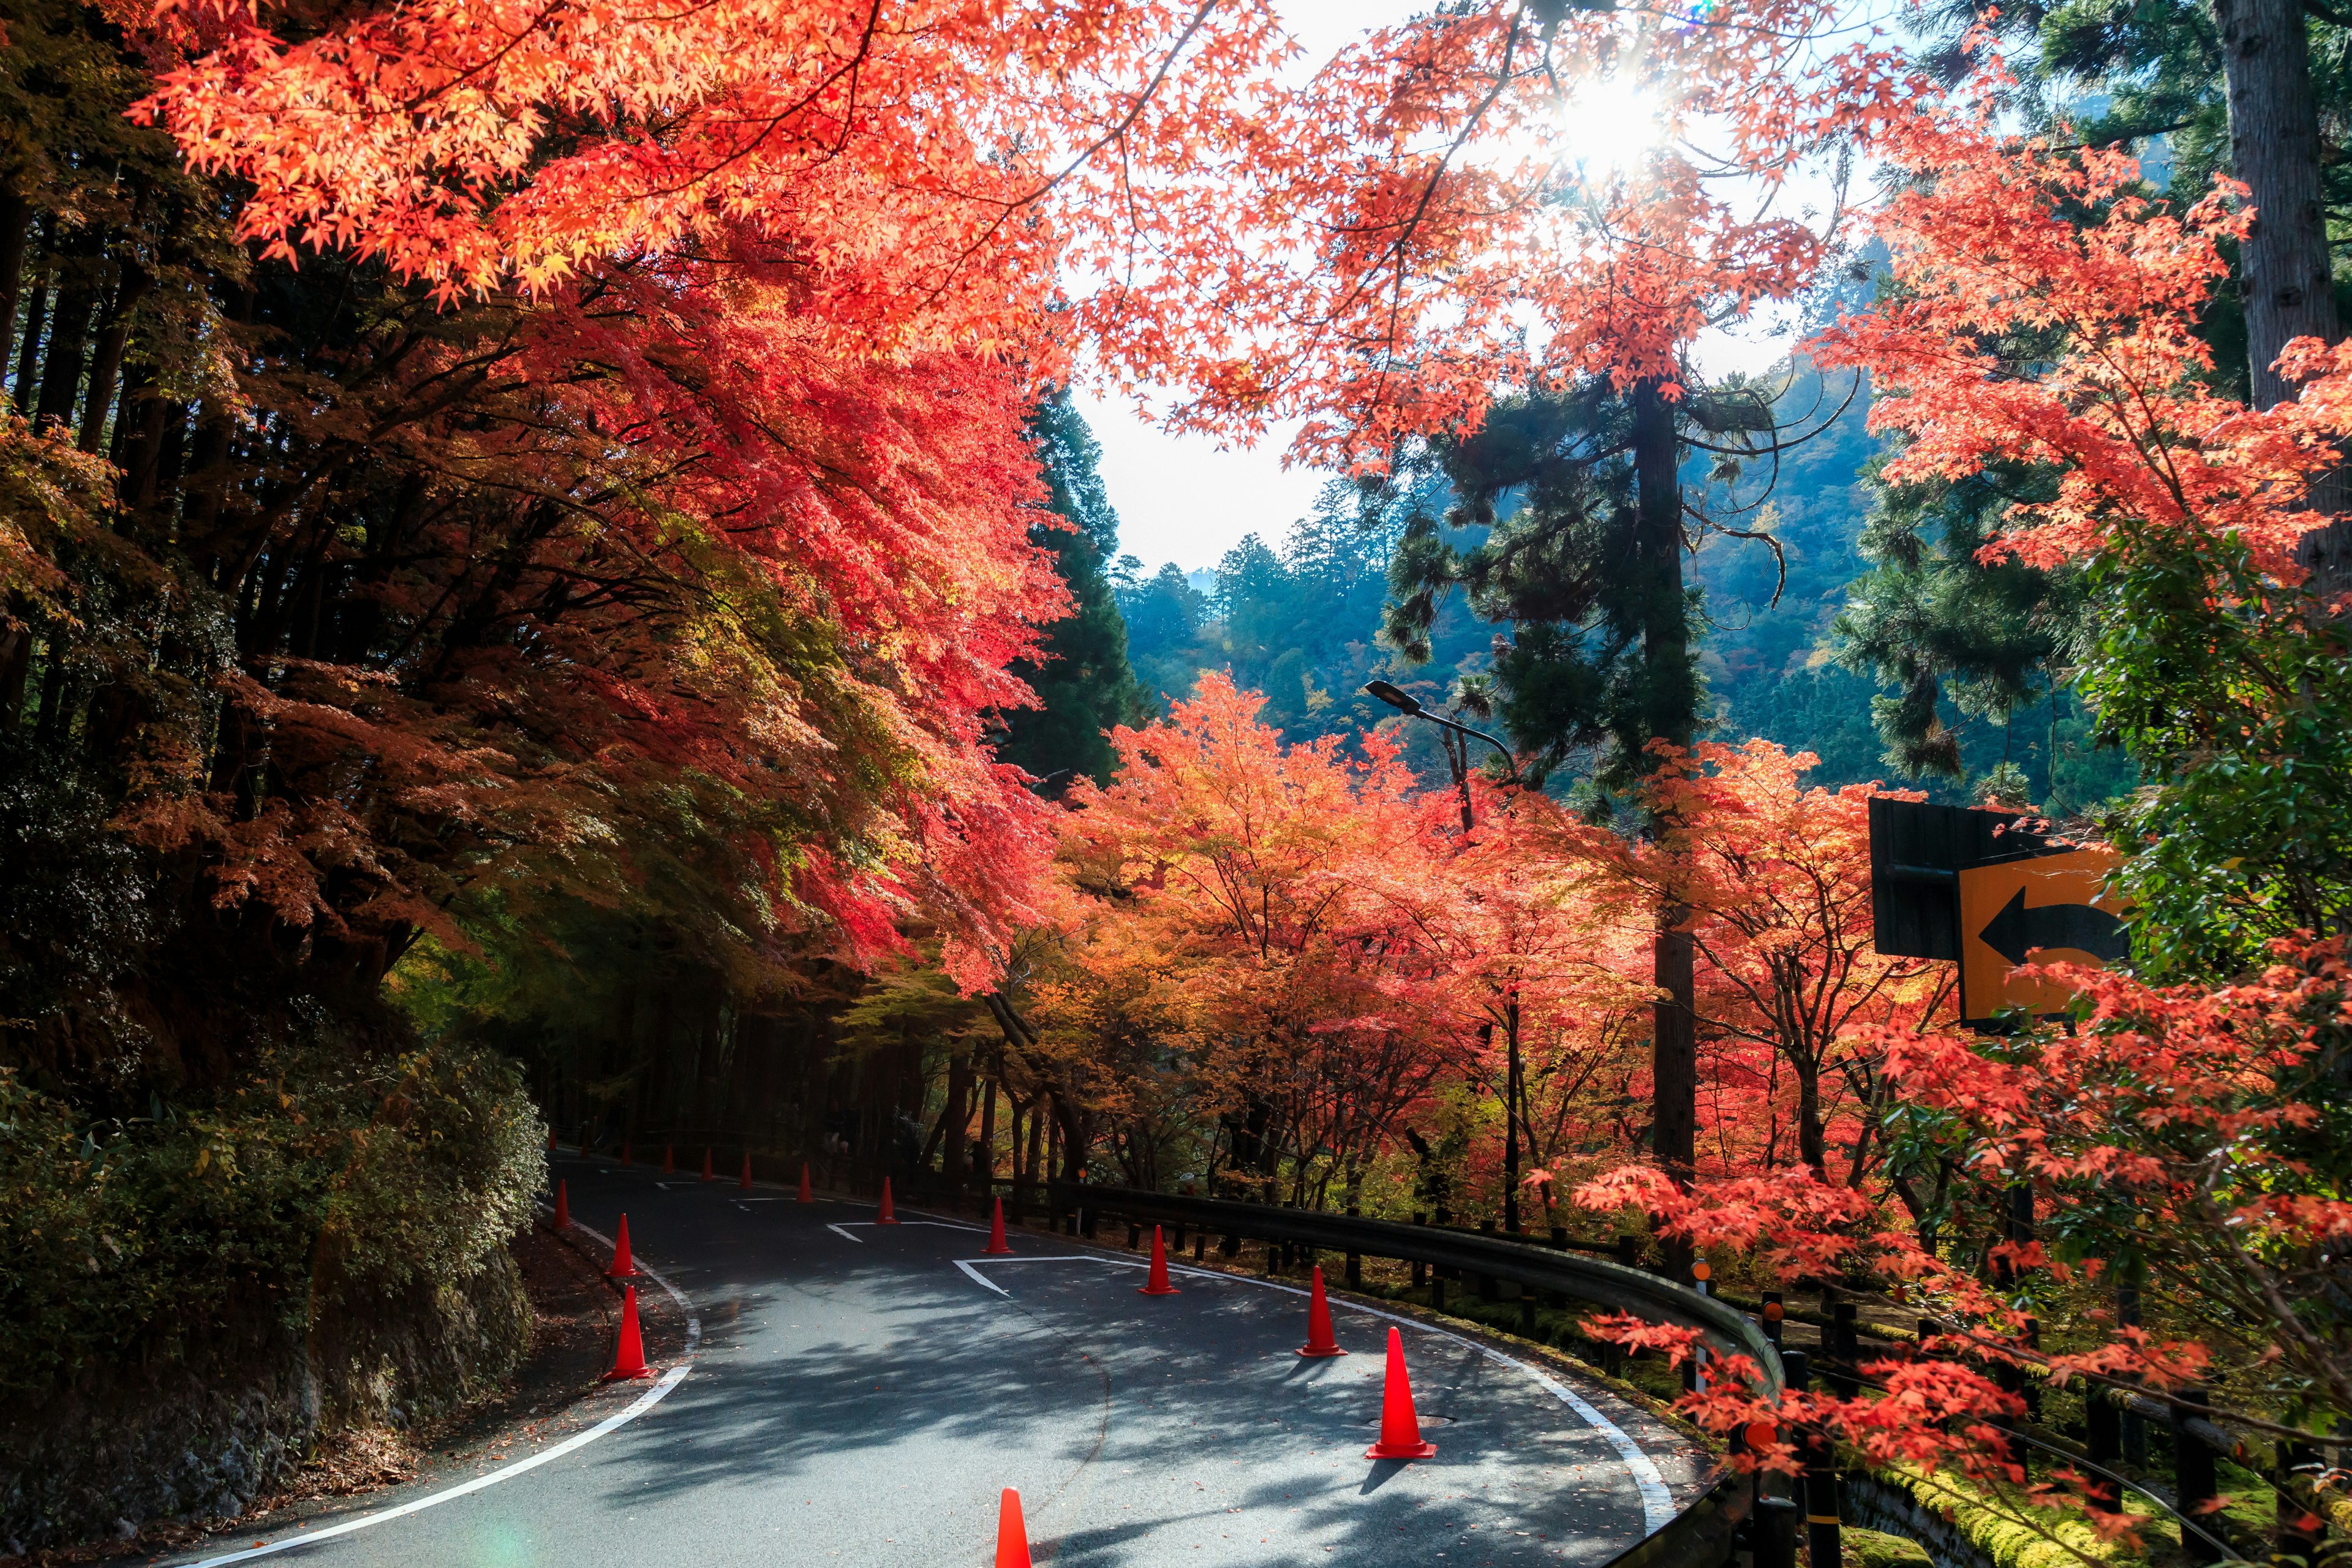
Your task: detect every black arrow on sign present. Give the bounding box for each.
[1978,888,2127,967]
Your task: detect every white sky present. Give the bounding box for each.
[1083,0,1836,573]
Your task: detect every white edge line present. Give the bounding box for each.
[955,1251,1675,1534]
[826,1223,863,1243]
[832,1220,991,1234]
[187,1213,701,1568]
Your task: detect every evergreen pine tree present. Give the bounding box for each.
[996,393,1149,791]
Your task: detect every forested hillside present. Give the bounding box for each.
[1107,368,2136,811]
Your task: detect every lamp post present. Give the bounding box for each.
[1363,680,1529,1231]
[1362,680,1518,829]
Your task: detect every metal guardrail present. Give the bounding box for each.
[1052,1182,1782,1568]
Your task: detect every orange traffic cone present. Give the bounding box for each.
[620,1140,631,1167]
[1365,1327,1436,1460]
[553,1179,570,1231]
[546,1128,556,1152]
[876,1177,899,1224]
[994,1487,1032,1568]
[1298,1265,1346,1357]
[606,1213,642,1279]
[797,1163,813,1204]
[662,1145,674,1174]
[1139,1225,1178,1295]
[986,1196,1013,1256]
[740,1152,753,1190]
[701,1148,713,1182]
[605,1284,654,1381]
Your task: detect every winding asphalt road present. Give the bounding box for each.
[164,1153,1714,1568]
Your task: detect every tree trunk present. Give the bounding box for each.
[0,192,31,377]
[77,262,150,454]
[1634,380,1698,1216]
[1795,1052,1826,1175]
[9,240,48,412]
[939,1049,971,1183]
[977,1075,998,1185]
[2212,0,2351,597]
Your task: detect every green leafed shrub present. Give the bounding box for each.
[0,1038,543,1398]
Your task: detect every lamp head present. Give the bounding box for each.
[1363,679,1424,715]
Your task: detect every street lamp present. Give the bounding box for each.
[1363,680,1530,1233]
[1362,681,1519,829]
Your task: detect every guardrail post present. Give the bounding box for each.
[1616,1233,1640,1270]
[2174,1385,2222,1566]
[1828,1297,1858,1397]
[1221,1230,1238,1258]
[2085,1385,2122,1514]
[1430,1274,1446,1313]
[1346,1205,1362,1289]
[1411,1213,1427,1289]
[1783,1351,1841,1568]
[1193,1234,1207,1264]
[1752,1496,1800,1568]
[2119,1280,2147,1468]
[1126,1222,1141,1250]
[1478,1220,1499,1301]
[1172,1222,1185,1253]
[1992,1359,2025,1471]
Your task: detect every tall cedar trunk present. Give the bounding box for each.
[1634,382,1698,1212]
[77,263,150,454]
[10,257,47,410]
[2213,0,2351,598]
[32,257,95,434]
[940,1050,971,1182]
[977,1076,998,1183]
[0,192,30,375]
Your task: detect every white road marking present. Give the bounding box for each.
[950,1256,1104,1295]
[952,1250,1675,1532]
[184,1213,701,1567]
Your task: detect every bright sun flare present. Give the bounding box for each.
[1547,75,1668,181]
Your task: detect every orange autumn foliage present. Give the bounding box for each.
[1814,74,2352,581]
[129,0,1921,459]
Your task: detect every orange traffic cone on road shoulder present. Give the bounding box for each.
[740,1152,753,1191]
[797,1163,813,1204]
[546,1128,556,1152]
[1365,1327,1436,1460]
[620,1140,631,1167]
[605,1284,653,1381]
[553,1179,570,1231]
[662,1144,674,1174]
[701,1148,713,1182]
[1139,1225,1178,1295]
[994,1487,1032,1568]
[985,1196,1012,1256]
[876,1177,898,1224]
[606,1213,641,1279]
[1298,1265,1346,1357]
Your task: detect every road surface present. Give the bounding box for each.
[165,1154,1713,1567]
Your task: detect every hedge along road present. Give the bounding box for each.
[165,1153,1716,1568]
